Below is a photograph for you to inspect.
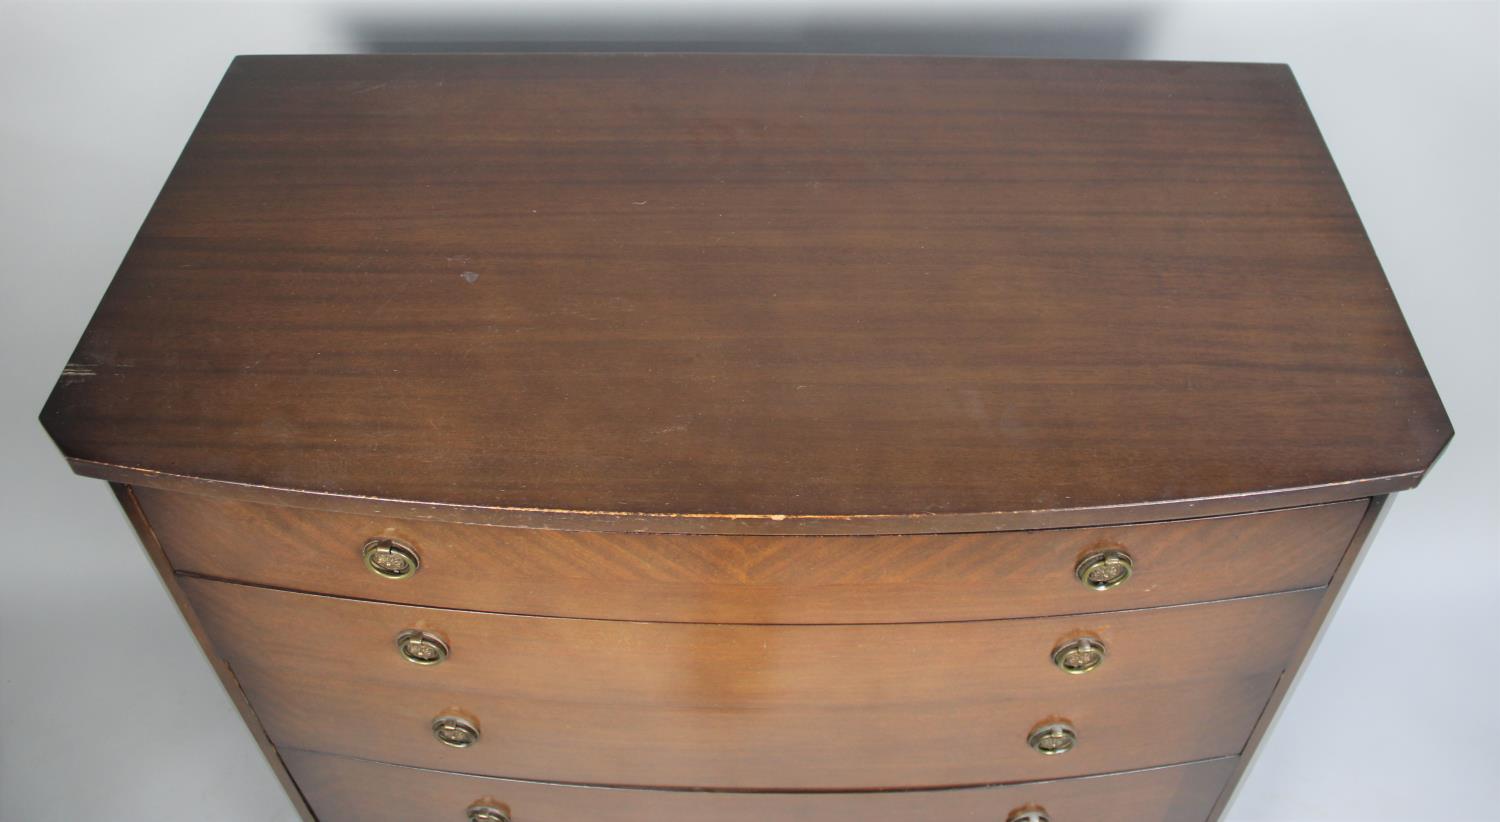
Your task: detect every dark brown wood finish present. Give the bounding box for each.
[42,55,1449,535]
[1205,495,1390,821]
[147,487,1363,623]
[182,577,1313,789]
[107,486,317,822]
[41,56,1452,822]
[248,667,1273,790]
[284,749,1239,822]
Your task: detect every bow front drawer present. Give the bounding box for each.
[183,576,1318,789]
[39,53,1450,822]
[143,487,1364,624]
[284,748,1238,822]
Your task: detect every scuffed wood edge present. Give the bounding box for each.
[111,483,319,822]
[1205,495,1389,821]
[77,458,1421,536]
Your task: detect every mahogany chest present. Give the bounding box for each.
[41,54,1451,822]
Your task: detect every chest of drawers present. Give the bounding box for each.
[41,54,1450,822]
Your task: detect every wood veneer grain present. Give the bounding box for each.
[148,487,1363,623]
[1205,495,1391,820]
[249,665,1267,790]
[283,748,1239,822]
[182,577,1314,789]
[107,485,317,822]
[38,54,1451,822]
[41,55,1450,534]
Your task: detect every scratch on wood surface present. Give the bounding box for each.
[61,362,98,380]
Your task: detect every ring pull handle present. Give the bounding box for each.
[466,803,510,822]
[397,630,450,666]
[1051,636,1107,675]
[1027,721,1077,756]
[363,538,421,580]
[1075,549,1133,590]
[432,714,480,748]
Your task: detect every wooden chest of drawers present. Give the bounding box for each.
[41,55,1450,822]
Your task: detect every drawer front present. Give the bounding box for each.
[285,748,1238,822]
[184,578,1315,789]
[144,487,1364,623]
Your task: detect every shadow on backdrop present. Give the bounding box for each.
[344,5,1159,59]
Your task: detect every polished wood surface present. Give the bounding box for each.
[41,55,1450,535]
[42,55,1450,821]
[229,646,1278,790]
[183,576,1310,788]
[285,749,1238,822]
[1206,495,1388,821]
[149,487,1361,623]
[108,486,318,821]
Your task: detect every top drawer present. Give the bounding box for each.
[138,487,1364,624]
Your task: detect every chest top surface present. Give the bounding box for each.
[41,54,1449,534]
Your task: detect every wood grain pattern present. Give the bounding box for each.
[183,577,1314,789]
[147,487,1361,623]
[1206,495,1389,820]
[248,669,1274,790]
[41,55,1450,535]
[107,486,318,822]
[284,749,1238,822]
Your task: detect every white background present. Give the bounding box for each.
[1,1,1495,820]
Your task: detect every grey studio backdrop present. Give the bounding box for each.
[1,2,1495,820]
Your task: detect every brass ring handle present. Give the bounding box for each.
[397,630,450,666]
[466,803,511,822]
[1051,636,1107,675]
[1007,810,1051,822]
[363,538,420,580]
[1027,721,1077,756]
[432,714,480,748]
[1075,549,1133,590]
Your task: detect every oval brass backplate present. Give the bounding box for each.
[432,714,480,748]
[1051,636,1107,674]
[397,629,450,666]
[1027,721,1077,756]
[466,802,511,822]
[1075,548,1133,590]
[363,538,421,580]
